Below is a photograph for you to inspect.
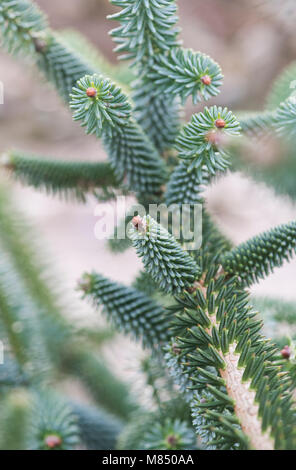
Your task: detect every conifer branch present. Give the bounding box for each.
[108,0,181,152]
[70,74,167,194]
[167,276,296,449]
[221,221,296,286]
[78,272,171,348]
[29,393,79,450]
[108,0,180,66]
[129,215,200,294]
[147,48,223,104]
[0,0,48,55]
[1,151,119,202]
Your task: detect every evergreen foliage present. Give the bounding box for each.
[1,151,119,202]
[29,393,79,450]
[1,0,296,452]
[221,221,296,286]
[79,272,171,348]
[70,74,167,194]
[129,215,200,294]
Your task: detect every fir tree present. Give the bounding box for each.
[0,0,296,451]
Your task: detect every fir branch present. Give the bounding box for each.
[1,151,119,202]
[78,272,171,348]
[165,162,208,207]
[29,393,79,450]
[129,215,200,294]
[176,106,241,173]
[147,48,223,104]
[221,221,296,286]
[0,0,48,55]
[108,0,180,66]
[141,418,197,450]
[70,74,167,194]
[169,276,296,449]
[108,0,181,153]
[132,79,180,153]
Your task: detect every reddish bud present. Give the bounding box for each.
[44,434,62,449]
[166,435,178,447]
[201,75,212,86]
[132,215,146,233]
[281,345,291,359]
[86,87,97,98]
[215,118,226,129]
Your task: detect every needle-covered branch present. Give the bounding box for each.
[129,215,200,294]
[78,272,171,348]
[70,74,167,194]
[1,151,120,202]
[221,221,296,286]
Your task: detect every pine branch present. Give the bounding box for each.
[221,221,296,286]
[1,151,119,202]
[129,215,200,294]
[147,48,223,104]
[78,272,171,348]
[70,74,167,194]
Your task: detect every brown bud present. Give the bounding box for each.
[201,75,212,86]
[281,345,291,359]
[86,87,97,98]
[44,434,62,449]
[215,118,226,129]
[33,37,47,53]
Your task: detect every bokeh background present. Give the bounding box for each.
[1,0,296,397]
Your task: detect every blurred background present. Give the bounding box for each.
[1,0,296,396]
